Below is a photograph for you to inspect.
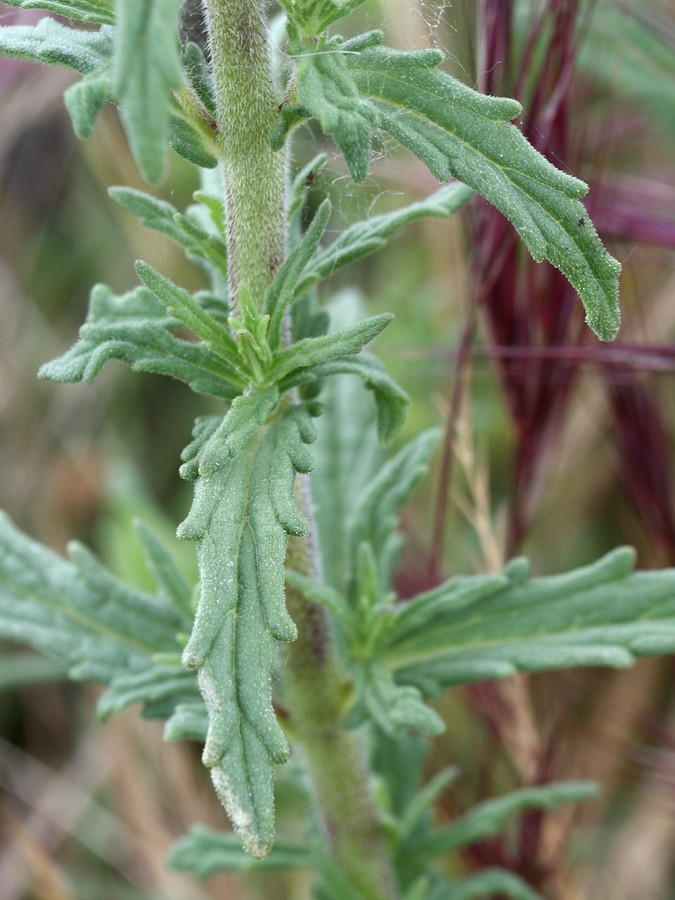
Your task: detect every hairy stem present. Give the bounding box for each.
[201,0,286,306]
[283,481,400,900]
[202,0,398,894]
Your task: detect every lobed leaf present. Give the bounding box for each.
[110,187,228,281]
[283,352,409,445]
[348,429,440,594]
[112,0,184,183]
[0,0,115,24]
[283,32,621,340]
[387,548,675,689]
[97,665,199,721]
[168,827,311,877]
[278,0,367,38]
[348,661,445,737]
[297,183,474,294]
[164,701,208,742]
[177,395,317,858]
[0,512,186,706]
[407,782,597,863]
[270,313,393,382]
[64,71,112,139]
[38,284,245,400]
[0,17,113,73]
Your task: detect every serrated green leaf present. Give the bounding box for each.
[97,665,199,721]
[265,198,332,348]
[284,352,409,445]
[168,826,311,877]
[38,284,245,400]
[292,45,379,183]
[177,396,317,858]
[297,182,474,295]
[164,700,208,742]
[0,18,113,74]
[64,70,112,139]
[348,430,440,595]
[110,187,228,281]
[0,512,184,693]
[1,0,114,24]
[409,782,597,863]
[135,521,194,620]
[349,661,445,737]
[387,548,675,688]
[285,33,621,340]
[270,313,393,381]
[278,0,367,37]
[112,0,184,183]
[134,262,242,372]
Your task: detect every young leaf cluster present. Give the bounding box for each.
[35,168,476,854]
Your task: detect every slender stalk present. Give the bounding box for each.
[201,0,286,305]
[201,1,399,894]
[283,482,400,900]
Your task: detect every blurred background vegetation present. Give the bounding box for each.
[1,0,675,897]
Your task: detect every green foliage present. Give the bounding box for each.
[0,17,113,73]
[277,30,621,340]
[109,186,229,282]
[1,0,114,24]
[0,0,663,895]
[176,394,317,858]
[279,0,367,39]
[0,513,192,719]
[168,827,311,877]
[112,0,184,183]
[38,284,245,400]
[387,548,675,689]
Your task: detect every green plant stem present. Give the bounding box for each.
[283,482,400,900]
[201,0,286,306]
[202,0,398,894]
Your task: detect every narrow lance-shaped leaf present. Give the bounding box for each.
[283,32,621,340]
[405,782,597,863]
[387,548,675,689]
[348,429,441,594]
[113,0,184,183]
[297,184,474,295]
[177,392,317,858]
[270,312,393,381]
